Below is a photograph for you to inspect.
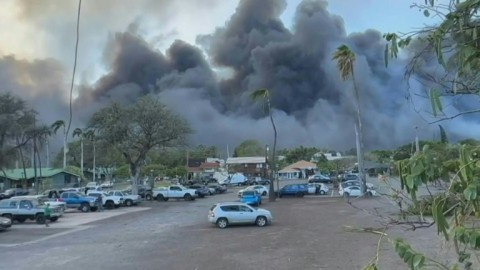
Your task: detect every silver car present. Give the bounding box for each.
[208,202,272,229]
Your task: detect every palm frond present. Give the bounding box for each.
[72,128,83,138]
[332,44,356,81]
[250,88,269,101]
[51,120,65,133]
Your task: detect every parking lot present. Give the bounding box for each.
[0,182,452,270]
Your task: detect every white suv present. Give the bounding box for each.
[208,202,272,229]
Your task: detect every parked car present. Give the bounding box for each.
[100,181,114,188]
[0,197,63,223]
[188,185,210,198]
[340,181,375,192]
[339,186,377,197]
[279,184,308,198]
[152,185,198,201]
[207,184,227,194]
[86,182,99,189]
[208,202,272,229]
[238,185,269,197]
[247,177,270,185]
[86,190,123,209]
[240,190,262,206]
[306,183,329,195]
[0,188,29,200]
[107,190,141,206]
[0,216,12,230]
[59,192,99,212]
[308,174,332,184]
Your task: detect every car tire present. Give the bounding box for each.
[90,207,98,212]
[259,200,262,205]
[50,217,58,222]
[35,214,46,224]
[217,218,228,229]
[80,203,90,212]
[256,216,267,227]
[262,191,267,196]
[105,201,115,209]
[366,192,373,197]
[125,200,133,206]
[184,194,192,201]
[320,190,326,195]
[145,194,152,201]
[279,194,283,198]
[156,194,165,201]
[344,192,350,197]
[296,192,305,198]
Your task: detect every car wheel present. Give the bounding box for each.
[105,201,115,209]
[259,200,262,205]
[366,192,373,197]
[125,200,133,206]
[184,194,192,201]
[145,194,152,201]
[216,218,228,229]
[35,214,46,224]
[80,203,90,212]
[16,218,26,223]
[50,217,58,222]
[2,214,12,221]
[164,197,169,201]
[320,190,326,195]
[262,191,267,196]
[156,194,165,201]
[256,216,267,227]
[296,192,304,198]
[279,194,283,198]
[90,207,98,212]
[344,192,350,197]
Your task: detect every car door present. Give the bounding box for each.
[68,193,81,208]
[18,200,35,219]
[221,205,240,223]
[238,205,256,223]
[168,186,180,198]
[349,186,361,196]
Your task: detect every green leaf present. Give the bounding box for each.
[464,184,477,201]
[412,162,425,176]
[423,10,430,17]
[412,254,425,268]
[430,88,438,117]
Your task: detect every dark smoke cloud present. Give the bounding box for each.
[1,0,476,153]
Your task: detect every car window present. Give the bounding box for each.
[170,186,181,191]
[70,193,79,198]
[220,205,239,212]
[239,205,253,212]
[350,187,360,190]
[243,191,255,196]
[19,200,33,209]
[114,192,122,196]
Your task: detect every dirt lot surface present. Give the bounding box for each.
[0,187,455,270]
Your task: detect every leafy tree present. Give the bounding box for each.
[333,44,367,193]
[72,128,86,176]
[283,146,320,164]
[233,140,265,157]
[51,120,68,168]
[89,95,192,194]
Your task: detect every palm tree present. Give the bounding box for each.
[332,44,366,194]
[85,129,96,183]
[251,88,278,202]
[72,128,85,176]
[51,120,68,168]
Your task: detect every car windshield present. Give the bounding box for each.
[243,191,256,196]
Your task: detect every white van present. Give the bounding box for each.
[222,173,247,186]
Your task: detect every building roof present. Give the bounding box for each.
[200,162,220,169]
[0,168,80,181]
[226,157,266,164]
[279,160,317,173]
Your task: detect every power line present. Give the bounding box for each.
[66,0,82,139]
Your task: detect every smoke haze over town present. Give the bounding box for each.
[0,0,478,153]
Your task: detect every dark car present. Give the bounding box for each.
[248,178,270,185]
[0,188,29,200]
[279,184,308,198]
[343,174,360,182]
[308,175,332,184]
[207,184,227,194]
[188,185,210,198]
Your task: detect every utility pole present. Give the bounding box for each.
[354,124,366,195]
[33,115,38,194]
[92,136,96,183]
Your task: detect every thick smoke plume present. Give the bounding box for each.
[2,0,475,152]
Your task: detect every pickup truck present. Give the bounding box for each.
[107,190,141,206]
[59,192,99,212]
[0,197,63,224]
[14,195,66,213]
[152,185,198,201]
[86,190,123,209]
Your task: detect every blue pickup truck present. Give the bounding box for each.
[59,192,99,212]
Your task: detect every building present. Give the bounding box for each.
[0,168,81,191]
[311,152,344,162]
[278,160,317,180]
[226,157,267,178]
